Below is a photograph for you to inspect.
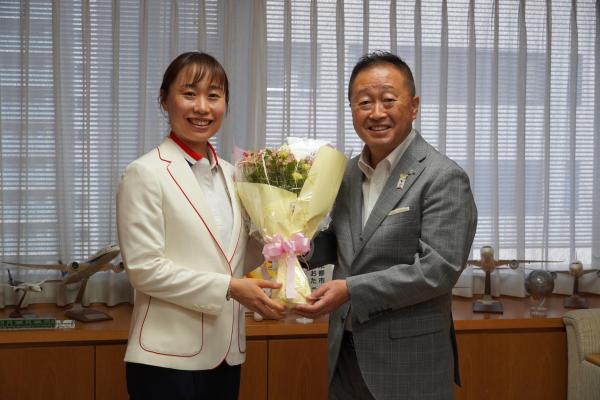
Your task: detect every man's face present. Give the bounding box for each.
[350,64,420,166]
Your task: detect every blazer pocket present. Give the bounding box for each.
[389,314,444,339]
[388,206,410,215]
[380,208,415,226]
[140,298,204,356]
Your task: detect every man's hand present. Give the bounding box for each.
[229,278,286,320]
[294,279,349,318]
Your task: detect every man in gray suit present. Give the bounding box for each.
[295,51,477,400]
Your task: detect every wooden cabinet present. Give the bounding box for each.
[454,329,567,400]
[0,305,328,400]
[451,296,577,400]
[240,340,268,400]
[93,341,273,400]
[96,344,128,400]
[268,338,328,400]
[0,344,94,400]
[2,297,598,400]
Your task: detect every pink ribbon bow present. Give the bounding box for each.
[262,233,311,299]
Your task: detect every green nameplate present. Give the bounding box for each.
[0,318,75,330]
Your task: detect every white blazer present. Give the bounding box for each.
[117,136,250,371]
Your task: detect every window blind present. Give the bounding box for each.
[264,0,599,296]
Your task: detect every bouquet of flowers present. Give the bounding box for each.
[236,138,347,307]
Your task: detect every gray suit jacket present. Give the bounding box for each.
[311,132,477,400]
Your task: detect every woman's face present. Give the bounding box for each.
[161,65,226,154]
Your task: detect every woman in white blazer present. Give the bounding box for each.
[117,52,285,400]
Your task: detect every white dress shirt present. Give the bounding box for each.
[179,147,233,250]
[358,129,417,227]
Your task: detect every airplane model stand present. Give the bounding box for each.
[561,262,598,309]
[9,290,37,318]
[2,244,122,322]
[473,295,503,314]
[64,303,112,322]
[64,278,112,322]
[564,294,588,309]
[472,269,503,314]
[467,245,561,315]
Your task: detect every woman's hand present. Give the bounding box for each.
[229,278,286,319]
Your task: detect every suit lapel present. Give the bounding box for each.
[353,134,430,258]
[348,160,364,254]
[158,138,224,255]
[221,163,242,260]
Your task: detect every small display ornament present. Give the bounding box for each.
[524,269,557,317]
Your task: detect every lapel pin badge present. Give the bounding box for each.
[396,170,416,190]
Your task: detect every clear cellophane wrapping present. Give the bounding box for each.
[236,139,347,307]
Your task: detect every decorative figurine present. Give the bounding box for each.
[4,269,52,318]
[524,269,557,317]
[560,261,600,309]
[467,245,560,314]
[2,244,124,322]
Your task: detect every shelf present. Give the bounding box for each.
[453,294,600,331]
[1,294,598,345]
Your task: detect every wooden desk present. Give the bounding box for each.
[1,296,598,400]
[0,304,328,400]
[0,304,126,400]
[452,295,600,400]
[452,295,587,330]
[242,314,328,400]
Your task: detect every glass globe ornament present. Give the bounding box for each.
[524,270,556,317]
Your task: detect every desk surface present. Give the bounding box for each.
[0,303,329,345]
[452,295,600,330]
[1,295,598,345]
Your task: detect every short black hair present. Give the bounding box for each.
[348,51,416,101]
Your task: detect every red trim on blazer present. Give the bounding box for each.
[209,301,235,369]
[157,146,233,267]
[141,146,244,363]
[169,132,219,165]
[237,302,246,353]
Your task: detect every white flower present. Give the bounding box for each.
[286,137,331,160]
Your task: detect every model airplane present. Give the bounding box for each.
[2,244,124,322]
[2,244,123,284]
[4,269,59,318]
[557,261,600,309]
[6,269,47,293]
[467,245,560,314]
